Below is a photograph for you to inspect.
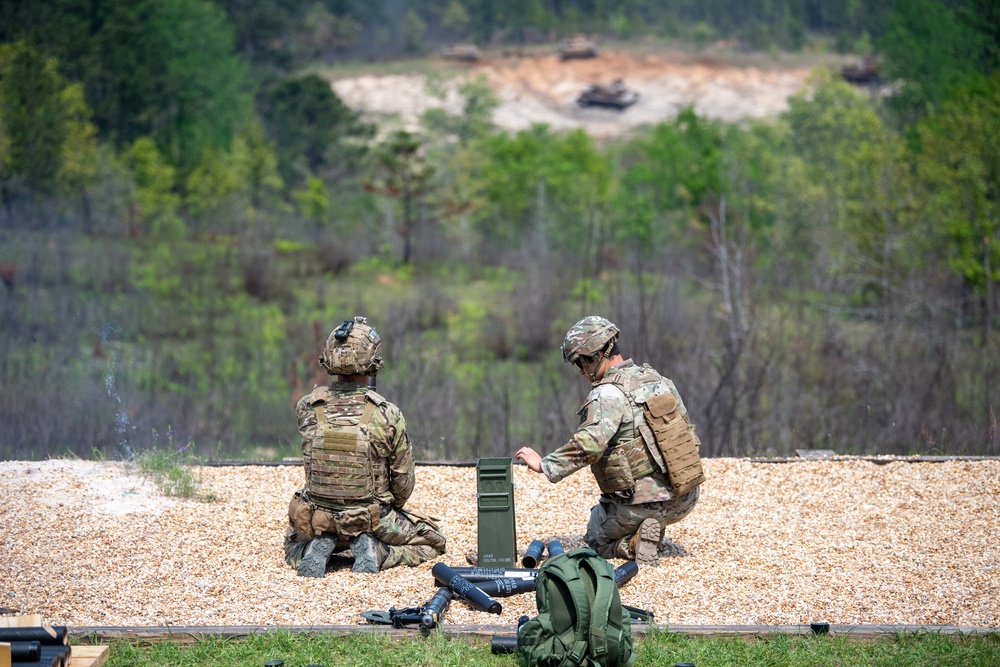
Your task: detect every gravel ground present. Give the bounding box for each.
[0,458,997,629]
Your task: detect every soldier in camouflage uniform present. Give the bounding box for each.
[284,316,446,576]
[516,316,702,565]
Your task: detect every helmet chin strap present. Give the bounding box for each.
[584,347,614,382]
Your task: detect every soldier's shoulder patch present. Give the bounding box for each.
[577,399,598,426]
[591,382,628,404]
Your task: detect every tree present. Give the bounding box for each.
[0,41,96,200]
[365,130,435,264]
[126,137,183,238]
[466,126,611,257]
[917,72,1000,344]
[213,0,301,64]
[421,74,498,146]
[878,0,999,124]
[36,0,254,176]
[259,73,372,187]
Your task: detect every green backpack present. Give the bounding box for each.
[517,547,637,667]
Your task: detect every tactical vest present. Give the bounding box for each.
[304,386,391,506]
[591,364,704,496]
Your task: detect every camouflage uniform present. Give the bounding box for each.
[543,316,701,561]
[284,383,446,570]
[284,318,445,573]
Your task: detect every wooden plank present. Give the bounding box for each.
[69,623,999,644]
[0,615,44,628]
[204,455,1000,467]
[0,642,11,667]
[68,645,109,667]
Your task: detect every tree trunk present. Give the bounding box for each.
[985,234,993,347]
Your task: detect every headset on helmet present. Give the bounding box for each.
[318,316,384,376]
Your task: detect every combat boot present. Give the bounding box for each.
[297,534,337,578]
[350,533,388,573]
[629,518,662,566]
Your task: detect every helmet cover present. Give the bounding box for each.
[560,316,620,363]
[319,316,384,375]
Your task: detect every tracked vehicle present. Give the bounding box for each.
[577,79,639,110]
[559,37,597,60]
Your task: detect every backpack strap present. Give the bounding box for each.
[577,553,614,664]
[542,553,592,667]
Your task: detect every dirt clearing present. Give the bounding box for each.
[331,48,823,139]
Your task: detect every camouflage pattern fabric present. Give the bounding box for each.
[283,507,446,570]
[539,359,701,557]
[584,487,701,560]
[373,506,446,568]
[540,359,697,504]
[284,380,444,572]
[319,316,384,376]
[560,316,619,363]
[296,383,414,507]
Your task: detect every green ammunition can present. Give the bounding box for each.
[476,457,517,567]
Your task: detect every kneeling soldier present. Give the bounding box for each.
[516,316,703,565]
[284,316,446,576]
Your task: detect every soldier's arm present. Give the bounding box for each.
[384,405,416,507]
[294,394,314,483]
[540,386,627,483]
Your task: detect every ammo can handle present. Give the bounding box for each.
[476,492,510,511]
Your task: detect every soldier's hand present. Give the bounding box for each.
[515,447,542,473]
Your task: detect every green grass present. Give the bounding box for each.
[97,629,1000,667]
[133,429,216,502]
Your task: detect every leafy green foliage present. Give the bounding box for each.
[260,74,373,188]
[422,74,499,146]
[126,138,183,238]
[466,126,611,254]
[0,41,96,198]
[917,72,1000,297]
[366,130,436,263]
[133,427,213,500]
[878,0,1000,124]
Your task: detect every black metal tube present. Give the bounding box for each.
[546,540,565,557]
[431,562,502,614]
[420,586,453,629]
[521,539,545,568]
[441,566,537,581]
[9,640,41,661]
[0,626,67,644]
[36,644,70,667]
[613,560,639,588]
[490,635,519,654]
[475,577,536,597]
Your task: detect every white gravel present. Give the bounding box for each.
[0,458,997,629]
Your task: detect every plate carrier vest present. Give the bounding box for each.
[591,364,705,497]
[305,386,391,505]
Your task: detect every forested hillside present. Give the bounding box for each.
[1,0,998,460]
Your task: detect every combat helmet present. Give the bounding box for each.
[560,316,620,364]
[319,316,384,376]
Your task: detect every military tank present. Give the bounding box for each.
[841,56,880,84]
[440,43,482,62]
[559,36,598,60]
[576,79,639,110]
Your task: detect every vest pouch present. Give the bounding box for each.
[642,392,706,496]
[311,503,381,540]
[592,444,635,494]
[288,492,316,540]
